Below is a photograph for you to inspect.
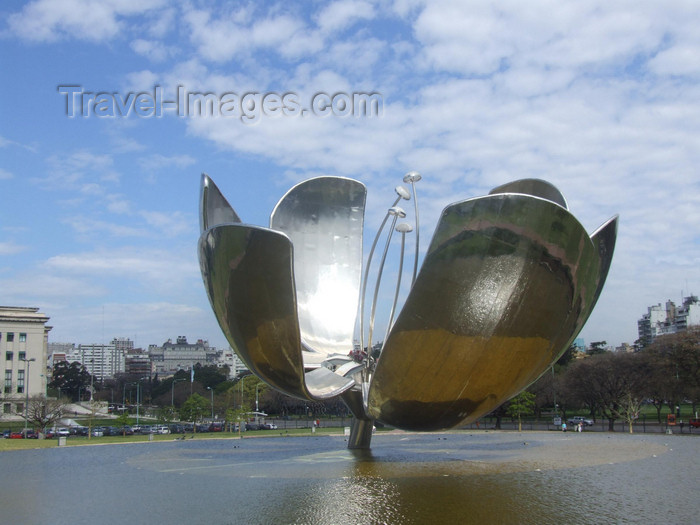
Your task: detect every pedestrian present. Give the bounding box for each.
[578,422,583,432]
[562,422,567,432]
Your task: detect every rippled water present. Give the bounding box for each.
[0,432,696,524]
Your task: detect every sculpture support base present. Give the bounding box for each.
[347,417,374,449]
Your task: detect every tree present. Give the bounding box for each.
[643,328,700,415]
[180,393,209,424]
[232,374,268,412]
[506,391,536,431]
[49,361,91,401]
[588,341,608,355]
[225,406,250,436]
[26,395,67,435]
[564,352,648,431]
[115,411,133,436]
[556,343,578,367]
[158,406,177,425]
[191,363,230,390]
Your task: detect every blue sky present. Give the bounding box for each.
[1,0,698,350]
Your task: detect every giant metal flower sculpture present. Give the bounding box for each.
[198,174,617,448]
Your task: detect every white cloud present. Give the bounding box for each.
[139,210,191,238]
[0,241,27,255]
[44,247,198,295]
[61,216,147,239]
[315,1,376,34]
[7,0,166,42]
[0,167,14,180]
[184,5,323,62]
[139,153,196,172]
[130,38,175,62]
[0,271,107,299]
[38,151,117,190]
[648,44,700,77]
[45,301,221,348]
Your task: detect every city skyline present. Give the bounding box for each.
[1,2,699,349]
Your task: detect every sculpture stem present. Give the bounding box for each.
[358,194,402,353]
[409,181,420,285]
[347,417,374,449]
[383,226,409,347]
[367,211,400,354]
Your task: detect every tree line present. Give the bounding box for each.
[500,328,699,432]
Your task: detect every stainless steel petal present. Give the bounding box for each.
[270,177,366,358]
[576,215,618,333]
[489,178,568,209]
[198,223,354,400]
[589,215,618,310]
[367,194,601,430]
[200,173,241,234]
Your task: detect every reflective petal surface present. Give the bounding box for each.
[198,224,354,400]
[367,194,606,430]
[199,173,240,233]
[270,177,366,358]
[489,178,568,209]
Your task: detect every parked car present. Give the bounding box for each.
[169,424,185,434]
[689,418,700,428]
[91,427,104,437]
[120,425,134,435]
[567,416,594,426]
[154,425,170,434]
[2,430,11,439]
[56,427,70,437]
[9,431,24,439]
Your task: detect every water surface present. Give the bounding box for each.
[0,431,696,524]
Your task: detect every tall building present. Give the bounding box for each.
[0,306,51,418]
[64,338,133,381]
[220,348,248,378]
[638,294,700,346]
[148,336,219,375]
[124,349,152,377]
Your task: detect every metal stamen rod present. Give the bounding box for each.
[382,222,413,348]
[359,186,410,353]
[367,206,406,352]
[403,171,422,286]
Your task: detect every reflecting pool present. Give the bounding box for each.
[0,431,696,524]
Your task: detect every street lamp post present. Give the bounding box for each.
[207,386,214,419]
[89,358,94,402]
[255,384,260,413]
[171,378,186,407]
[136,376,148,426]
[20,357,36,436]
[136,381,140,426]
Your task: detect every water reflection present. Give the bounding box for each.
[0,432,696,525]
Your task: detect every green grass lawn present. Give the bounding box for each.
[0,426,347,452]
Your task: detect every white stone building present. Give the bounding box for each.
[0,306,51,418]
[148,336,220,375]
